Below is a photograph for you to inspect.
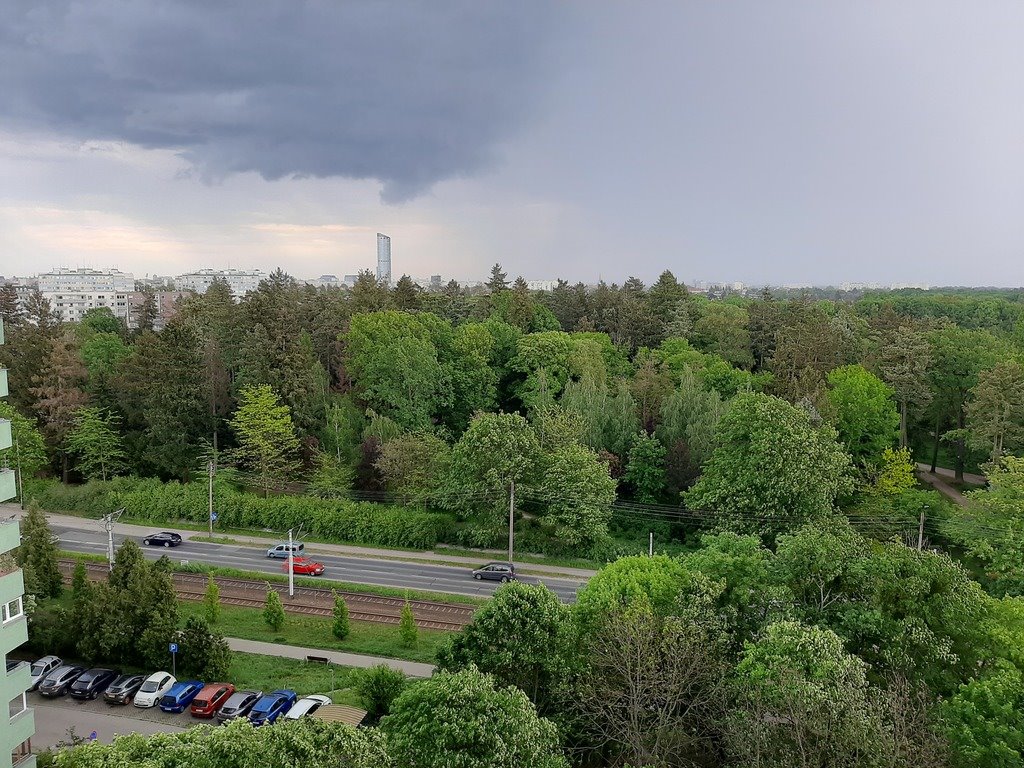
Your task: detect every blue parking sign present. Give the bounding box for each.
[169,642,178,654]
[211,513,218,522]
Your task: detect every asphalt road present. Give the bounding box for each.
[52,524,582,602]
[32,699,189,749]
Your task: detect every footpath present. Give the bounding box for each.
[3,505,596,581]
[914,464,987,508]
[226,637,435,677]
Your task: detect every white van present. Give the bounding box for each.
[266,542,305,559]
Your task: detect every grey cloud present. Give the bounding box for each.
[1,1,560,201]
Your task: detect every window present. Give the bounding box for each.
[8,692,26,718]
[1,597,23,623]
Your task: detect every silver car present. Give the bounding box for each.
[29,656,62,691]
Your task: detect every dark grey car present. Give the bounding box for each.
[103,673,146,705]
[37,665,85,698]
[71,668,119,700]
[471,562,517,582]
[216,690,263,724]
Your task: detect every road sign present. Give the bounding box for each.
[169,642,178,654]
[211,512,218,522]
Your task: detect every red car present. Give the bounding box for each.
[283,557,325,576]
[190,683,235,718]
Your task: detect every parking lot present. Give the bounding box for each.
[31,690,203,749]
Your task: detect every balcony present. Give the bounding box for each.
[0,469,14,506]
[0,419,11,452]
[0,367,7,398]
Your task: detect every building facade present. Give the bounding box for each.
[0,318,35,768]
[376,233,392,286]
[37,269,135,324]
[125,291,188,331]
[174,269,265,299]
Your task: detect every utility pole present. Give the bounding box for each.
[208,460,214,538]
[649,531,653,557]
[102,508,125,571]
[917,506,927,552]
[288,527,295,597]
[507,481,515,565]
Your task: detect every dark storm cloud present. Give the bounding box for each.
[0,1,558,201]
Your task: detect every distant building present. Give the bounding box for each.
[376,233,392,286]
[308,275,341,288]
[342,274,360,286]
[38,268,135,323]
[526,280,557,291]
[126,291,188,330]
[174,269,265,299]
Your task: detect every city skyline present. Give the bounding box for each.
[3,3,1024,286]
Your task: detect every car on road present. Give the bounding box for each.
[159,680,205,713]
[133,672,176,708]
[37,665,86,698]
[70,668,119,700]
[471,562,517,582]
[142,532,183,548]
[190,683,236,718]
[103,673,147,705]
[216,689,262,724]
[248,689,297,725]
[283,694,332,720]
[282,557,325,576]
[266,542,304,559]
[29,656,63,691]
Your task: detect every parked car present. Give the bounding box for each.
[471,562,516,582]
[103,673,146,705]
[159,680,205,713]
[248,689,297,725]
[37,665,85,698]
[283,694,332,720]
[133,672,176,708]
[190,683,236,718]
[216,690,263,724]
[70,668,119,700]
[142,532,182,548]
[29,656,62,691]
[266,543,304,559]
[282,557,325,576]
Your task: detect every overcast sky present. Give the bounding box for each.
[2,1,1023,286]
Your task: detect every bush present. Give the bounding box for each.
[263,587,285,632]
[356,665,407,723]
[399,599,418,647]
[31,477,453,550]
[332,591,350,640]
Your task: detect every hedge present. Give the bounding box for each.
[26,478,452,550]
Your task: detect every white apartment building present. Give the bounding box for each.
[174,269,266,299]
[38,268,135,323]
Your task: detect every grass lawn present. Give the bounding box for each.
[181,602,450,664]
[226,652,363,706]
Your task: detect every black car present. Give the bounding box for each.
[103,673,147,705]
[471,562,517,582]
[216,690,263,724]
[142,532,183,548]
[37,665,86,698]
[70,668,119,700]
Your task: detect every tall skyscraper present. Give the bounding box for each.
[376,233,392,286]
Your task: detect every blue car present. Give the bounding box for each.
[159,680,205,713]
[247,689,297,725]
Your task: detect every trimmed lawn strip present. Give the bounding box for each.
[181,602,448,665]
[227,652,363,706]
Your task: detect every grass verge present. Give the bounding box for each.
[227,652,363,705]
[181,602,448,664]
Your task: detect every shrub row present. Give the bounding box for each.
[27,478,452,550]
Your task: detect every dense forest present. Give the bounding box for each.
[6,270,1024,766]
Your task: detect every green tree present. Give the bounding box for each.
[0,401,47,484]
[536,443,616,547]
[332,591,350,640]
[942,663,1024,768]
[66,406,128,481]
[691,301,753,368]
[685,392,854,537]
[437,582,569,711]
[374,433,451,503]
[399,598,417,647]
[486,263,510,294]
[229,384,302,496]
[574,555,693,631]
[178,614,232,680]
[382,666,567,768]
[30,330,89,481]
[966,360,1024,463]
[16,503,63,598]
[956,456,1024,596]
[263,587,285,632]
[826,364,899,472]
[878,326,933,448]
[656,365,726,491]
[623,431,667,503]
[357,664,407,724]
[202,574,220,625]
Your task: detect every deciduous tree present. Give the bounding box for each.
[229,384,302,496]
[66,407,128,481]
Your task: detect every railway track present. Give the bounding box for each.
[59,559,475,632]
